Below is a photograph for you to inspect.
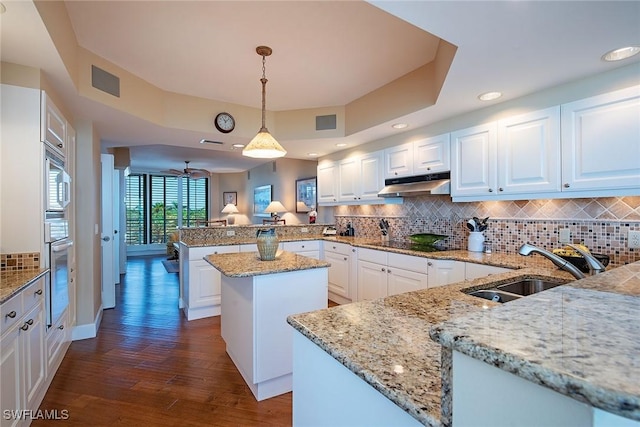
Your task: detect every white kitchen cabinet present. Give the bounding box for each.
[338,151,384,203]
[384,143,413,178]
[452,107,561,200]
[413,133,451,174]
[561,85,640,193]
[451,123,497,197]
[180,244,239,320]
[41,91,67,157]
[465,262,512,280]
[282,240,320,259]
[357,249,430,300]
[317,160,339,205]
[427,259,465,288]
[323,242,357,304]
[0,277,47,427]
[497,106,561,195]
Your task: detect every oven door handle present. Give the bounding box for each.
[52,241,74,252]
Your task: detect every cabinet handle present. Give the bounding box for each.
[387,269,392,274]
[20,323,29,331]
[6,311,17,319]
[26,319,34,326]
[488,188,494,193]
[301,245,305,248]
[564,183,570,188]
[332,246,337,250]
[498,187,504,192]
[381,268,386,272]
[58,325,65,330]
[35,289,43,296]
[352,249,356,253]
[57,143,63,148]
[427,167,431,171]
[343,257,347,261]
[427,262,433,267]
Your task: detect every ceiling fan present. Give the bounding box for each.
[163,161,210,179]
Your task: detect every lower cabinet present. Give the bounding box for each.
[465,262,512,280]
[427,259,466,288]
[323,242,357,304]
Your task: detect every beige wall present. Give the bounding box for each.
[74,121,102,328]
[213,158,319,225]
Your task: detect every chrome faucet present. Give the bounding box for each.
[566,243,606,275]
[518,243,586,280]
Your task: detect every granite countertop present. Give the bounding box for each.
[287,256,576,427]
[0,268,49,304]
[431,261,640,422]
[204,250,330,277]
[180,235,324,247]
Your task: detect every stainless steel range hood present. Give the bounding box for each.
[378,172,450,198]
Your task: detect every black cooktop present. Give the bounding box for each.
[372,240,444,253]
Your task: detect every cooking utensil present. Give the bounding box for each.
[467,218,477,232]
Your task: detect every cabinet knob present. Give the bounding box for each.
[381,268,386,272]
[58,325,65,330]
[35,289,43,296]
[301,245,305,248]
[332,246,336,250]
[352,249,356,253]
[102,236,111,242]
[488,188,494,193]
[20,323,29,331]
[387,269,392,274]
[343,257,348,261]
[564,183,570,188]
[427,262,433,267]
[26,319,34,326]
[427,167,431,171]
[57,143,63,148]
[499,187,504,192]
[6,311,17,319]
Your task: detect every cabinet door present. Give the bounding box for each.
[561,85,640,191]
[338,157,359,202]
[357,260,387,301]
[465,262,512,280]
[22,304,45,410]
[414,134,451,174]
[358,151,384,201]
[497,107,561,195]
[41,92,67,157]
[427,260,465,288]
[188,260,221,308]
[451,123,497,197]
[317,161,338,204]
[387,268,428,296]
[325,251,350,298]
[0,327,22,426]
[384,143,413,178]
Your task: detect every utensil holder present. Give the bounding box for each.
[468,231,485,253]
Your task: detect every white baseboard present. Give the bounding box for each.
[71,304,104,341]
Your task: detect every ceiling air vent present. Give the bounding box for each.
[91,65,120,97]
[316,114,337,131]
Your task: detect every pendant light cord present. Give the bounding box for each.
[260,54,268,132]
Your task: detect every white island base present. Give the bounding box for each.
[221,267,328,401]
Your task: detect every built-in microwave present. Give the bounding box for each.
[45,148,71,214]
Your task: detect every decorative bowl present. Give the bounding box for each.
[409,233,448,246]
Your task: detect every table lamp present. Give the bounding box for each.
[221,203,239,225]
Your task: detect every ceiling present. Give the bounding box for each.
[2,1,639,174]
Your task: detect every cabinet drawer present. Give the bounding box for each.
[23,277,45,312]
[188,245,238,260]
[388,253,429,274]
[1,292,22,334]
[358,248,388,264]
[324,241,353,256]
[283,240,320,253]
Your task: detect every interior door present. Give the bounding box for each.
[101,154,116,309]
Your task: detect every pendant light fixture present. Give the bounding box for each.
[242,46,287,159]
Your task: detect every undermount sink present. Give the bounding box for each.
[496,279,565,296]
[467,278,569,303]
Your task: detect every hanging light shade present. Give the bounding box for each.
[243,46,287,159]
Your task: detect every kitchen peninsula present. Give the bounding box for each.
[287,256,640,427]
[205,250,329,401]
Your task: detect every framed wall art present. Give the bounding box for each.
[223,191,237,206]
[253,185,272,217]
[295,177,317,212]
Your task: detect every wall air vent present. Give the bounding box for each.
[91,65,120,97]
[199,139,224,145]
[316,114,337,131]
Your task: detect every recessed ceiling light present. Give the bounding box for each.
[392,123,408,129]
[307,152,319,157]
[232,143,245,148]
[602,46,640,62]
[478,91,502,101]
[335,143,347,147]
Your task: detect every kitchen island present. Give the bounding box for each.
[287,256,640,426]
[205,250,329,401]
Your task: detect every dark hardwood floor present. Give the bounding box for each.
[35,255,292,426]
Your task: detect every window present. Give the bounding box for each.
[125,174,208,245]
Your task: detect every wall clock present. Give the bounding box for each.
[214,112,235,133]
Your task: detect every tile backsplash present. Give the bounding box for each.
[334,196,640,268]
[0,252,41,272]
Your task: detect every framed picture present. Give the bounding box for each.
[295,177,317,212]
[253,184,272,217]
[223,191,237,206]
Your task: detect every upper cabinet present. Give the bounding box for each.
[451,123,497,197]
[384,134,451,179]
[561,85,640,192]
[41,92,67,158]
[317,160,339,204]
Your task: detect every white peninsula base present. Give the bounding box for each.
[221,268,328,401]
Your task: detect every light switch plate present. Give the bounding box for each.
[559,229,570,244]
[226,230,235,237]
[301,227,309,233]
[629,230,640,249]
